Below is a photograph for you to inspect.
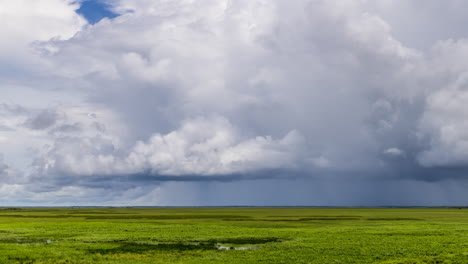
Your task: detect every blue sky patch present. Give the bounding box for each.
[76,0,119,24]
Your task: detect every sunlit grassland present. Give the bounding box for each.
[1,207,468,263]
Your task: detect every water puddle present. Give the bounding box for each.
[215,243,259,250]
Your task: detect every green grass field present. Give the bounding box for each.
[1,207,468,263]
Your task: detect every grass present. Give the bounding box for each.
[1,208,468,263]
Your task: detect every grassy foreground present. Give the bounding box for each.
[1,208,468,263]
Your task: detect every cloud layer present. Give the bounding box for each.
[2,0,468,205]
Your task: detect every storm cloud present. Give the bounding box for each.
[2,0,468,205]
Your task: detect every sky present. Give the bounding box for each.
[2,0,468,206]
[76,0,118,25]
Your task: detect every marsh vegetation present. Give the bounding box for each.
[1,207,468,263]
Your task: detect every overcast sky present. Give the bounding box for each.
[2,0,468,206]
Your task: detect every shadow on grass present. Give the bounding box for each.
[88,242,217,254]
[366,218,422,221]
[378,253,468,264]
[0,238,52,244]
[87,237,281,254]
[85,215,252,220]
[211,237,280,244]
[225,216,361,221]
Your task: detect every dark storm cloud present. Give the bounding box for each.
[0,103,28,115]
[24,109,61,130]
[0,156,9,177]
[49,123,83,135]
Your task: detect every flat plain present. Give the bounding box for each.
[1,207,468,263]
